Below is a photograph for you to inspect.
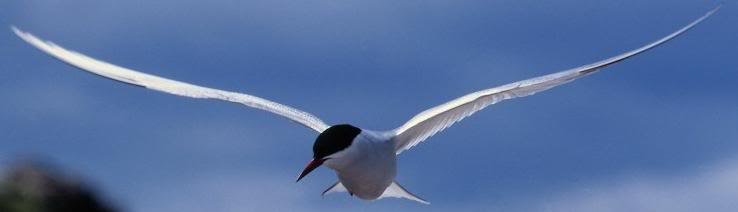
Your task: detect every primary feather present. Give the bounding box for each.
[12,27,330,133]
[391,6,719,154]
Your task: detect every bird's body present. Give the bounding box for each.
[323,129,396,200]
[11,6,719,204]
[316,127,427,203]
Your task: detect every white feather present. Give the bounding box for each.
[391,6,719,154]
[11,27,330,133]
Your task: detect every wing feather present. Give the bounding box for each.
[391,6,719,154]
[12,27,330,133]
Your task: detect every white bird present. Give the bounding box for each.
[12,6,718,204]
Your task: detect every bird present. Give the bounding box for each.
[12,6,718,204]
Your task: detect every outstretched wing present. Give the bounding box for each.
[13,27,330,133]
[391,6,719,154]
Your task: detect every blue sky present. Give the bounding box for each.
[1,0,736,211]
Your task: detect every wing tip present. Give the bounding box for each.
[9,25,54,49]
[712,3,723,13]
[10,25,27,39]
[701,4,722,21]
[692,4,721,27]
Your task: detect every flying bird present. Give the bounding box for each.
[12,6,718,204]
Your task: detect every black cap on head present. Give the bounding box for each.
[313,124,361,159]
[297,124,361,182]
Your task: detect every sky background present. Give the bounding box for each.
[1,0,736,211]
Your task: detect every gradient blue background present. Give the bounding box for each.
[1,1,736,211]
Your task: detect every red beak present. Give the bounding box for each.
[296,159,323,182]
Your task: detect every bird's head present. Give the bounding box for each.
[296,124,361,182]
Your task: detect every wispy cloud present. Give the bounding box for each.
[532,158,738,212]
[132,171,310,212]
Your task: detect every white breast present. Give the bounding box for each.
[323,130,397,200]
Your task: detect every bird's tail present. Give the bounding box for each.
[379,181,430,204]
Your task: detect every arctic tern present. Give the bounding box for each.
[12,6,718,204]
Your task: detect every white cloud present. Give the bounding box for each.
[133,171,311,212]
[533,158,738,212]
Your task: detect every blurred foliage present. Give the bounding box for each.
[0,161,117,212]
[0,181,43,212]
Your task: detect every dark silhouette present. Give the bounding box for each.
[0,161,117,212]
